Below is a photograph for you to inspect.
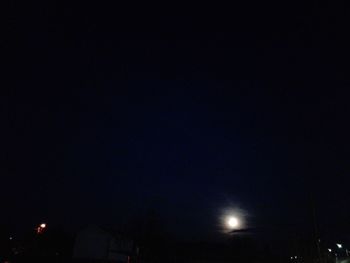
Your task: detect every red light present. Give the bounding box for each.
[36,223,47,234]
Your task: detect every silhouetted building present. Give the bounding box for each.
[73,225,136,263]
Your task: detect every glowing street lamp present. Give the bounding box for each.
[328,248,332,252]
[337,243,342,249]
[36,223,47,234]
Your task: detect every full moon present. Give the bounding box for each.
[220,208,245,232]
[227,217,239,229]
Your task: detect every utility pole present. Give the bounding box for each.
[310,193,322,263]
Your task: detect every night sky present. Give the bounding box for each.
[4,2,350,242]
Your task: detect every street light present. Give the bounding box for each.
[328,248,332,252]
[36,223,47,234]
[337,243,342,249]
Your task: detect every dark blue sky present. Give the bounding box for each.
[4,2,350,241]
